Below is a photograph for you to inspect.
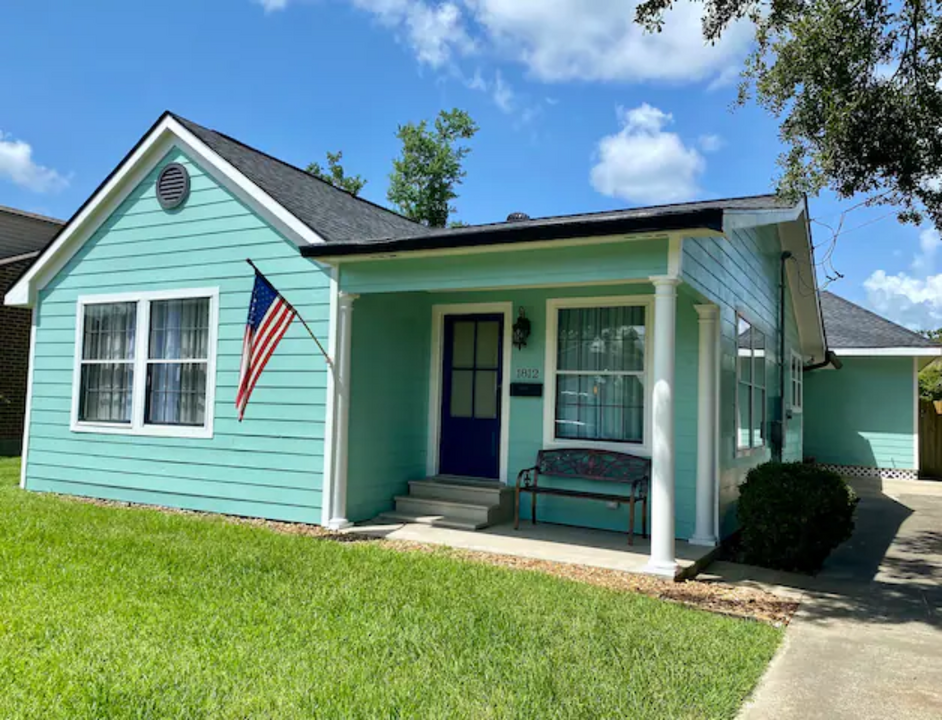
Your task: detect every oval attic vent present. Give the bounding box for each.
[156,163,190,210]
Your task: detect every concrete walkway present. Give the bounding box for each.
[730,478,942,720]
[349,519,717,579]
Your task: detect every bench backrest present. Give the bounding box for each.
[536,448,650,485]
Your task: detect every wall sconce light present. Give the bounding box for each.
[513,307,531,350]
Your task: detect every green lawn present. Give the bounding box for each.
[0,457,779,719]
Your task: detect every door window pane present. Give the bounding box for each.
[452,321,475,368]
[475,321,500,368]
[474,370,498,419]
[450,370,473,418]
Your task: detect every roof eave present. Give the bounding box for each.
[301,208,726,259]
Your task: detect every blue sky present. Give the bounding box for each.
[2,0,939,329]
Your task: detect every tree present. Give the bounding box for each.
[635,0,942,229]
[387,109,479,227]
[306,151,367,196]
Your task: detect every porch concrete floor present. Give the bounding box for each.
[346,519,717,581]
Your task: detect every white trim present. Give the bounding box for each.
[914,356,920,474]
[542,294,654,457]
[691,303,719,547]
[667,233,683,277]
[321,267,340,527]
[427,302,513,483]
[834,347,942,357]
[327,292,357,529]
[70,287,219,439]
[19,308,37,489]
[4,114,325,309]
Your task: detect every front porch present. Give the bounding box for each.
[348,515,718,581]
[319,236,725,576]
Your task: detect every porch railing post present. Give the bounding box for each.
[328,291,357,530]
[691,304,719,547]
[646,276,680,576]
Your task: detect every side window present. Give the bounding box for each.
[736,315,767,450]
[790,351,804,412]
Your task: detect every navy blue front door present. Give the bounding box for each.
[439,314,503,479]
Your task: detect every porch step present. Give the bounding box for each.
[408,476,510,505]
[375,511,486,531]
[380,476,514,530]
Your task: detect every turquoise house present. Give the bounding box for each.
[8,111,888,575]
[804,292,940,479]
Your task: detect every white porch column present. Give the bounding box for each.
[328,292,357,530]
[690,304,719,547]
[646,276,680,576]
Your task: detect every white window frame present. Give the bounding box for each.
[543,295,653,456]
[790,350,804,413]
[71,287,219,439]
[736,312,767,455]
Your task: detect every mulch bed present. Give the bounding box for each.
[59,495,799,626]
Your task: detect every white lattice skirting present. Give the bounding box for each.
[815,463,918,481]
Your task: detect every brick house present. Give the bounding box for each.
[0,206,62,455]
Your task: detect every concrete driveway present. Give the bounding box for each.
[732,477,942,720]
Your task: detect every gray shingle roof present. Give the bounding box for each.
[171,114,432,244]
[0,205,63,261]
[821,291,937,348]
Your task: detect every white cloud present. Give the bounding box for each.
[912,228,940,273]
[336,0,751,85]
[492,70,514,112]
[0,131,69,193]
[589,104,705,204]
[698,133,724,153]
[351,0,475,68]
[864,270,942,330]
[467,0,751,84]
[256,0,290,11]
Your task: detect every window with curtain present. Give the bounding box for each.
[146,298,210,426]
[554,305,646,444]
[736,315,766,450]
[75,290,216,435]
[78,302,137,423]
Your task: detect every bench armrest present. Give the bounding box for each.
[516,466,538,489]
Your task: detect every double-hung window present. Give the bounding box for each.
[546,298,650,451]
[73,289,218,437]
[790,351,804,412]
[736,315,766,451]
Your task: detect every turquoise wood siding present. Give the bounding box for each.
[804,357,916,469]
[347,292,431,521]
[339,239,668,294]
[25,148,330,523]
[683,225,803,536]
[343,281,701,540]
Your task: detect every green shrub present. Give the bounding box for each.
[737,462,858,573]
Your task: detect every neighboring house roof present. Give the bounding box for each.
[169,114,431,244]
[820,291,941,356]
[0,205,63,263]
[300,194,796,258]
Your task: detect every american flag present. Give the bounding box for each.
[236,270,297,421]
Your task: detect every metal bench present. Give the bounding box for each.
[514,448,650,544]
